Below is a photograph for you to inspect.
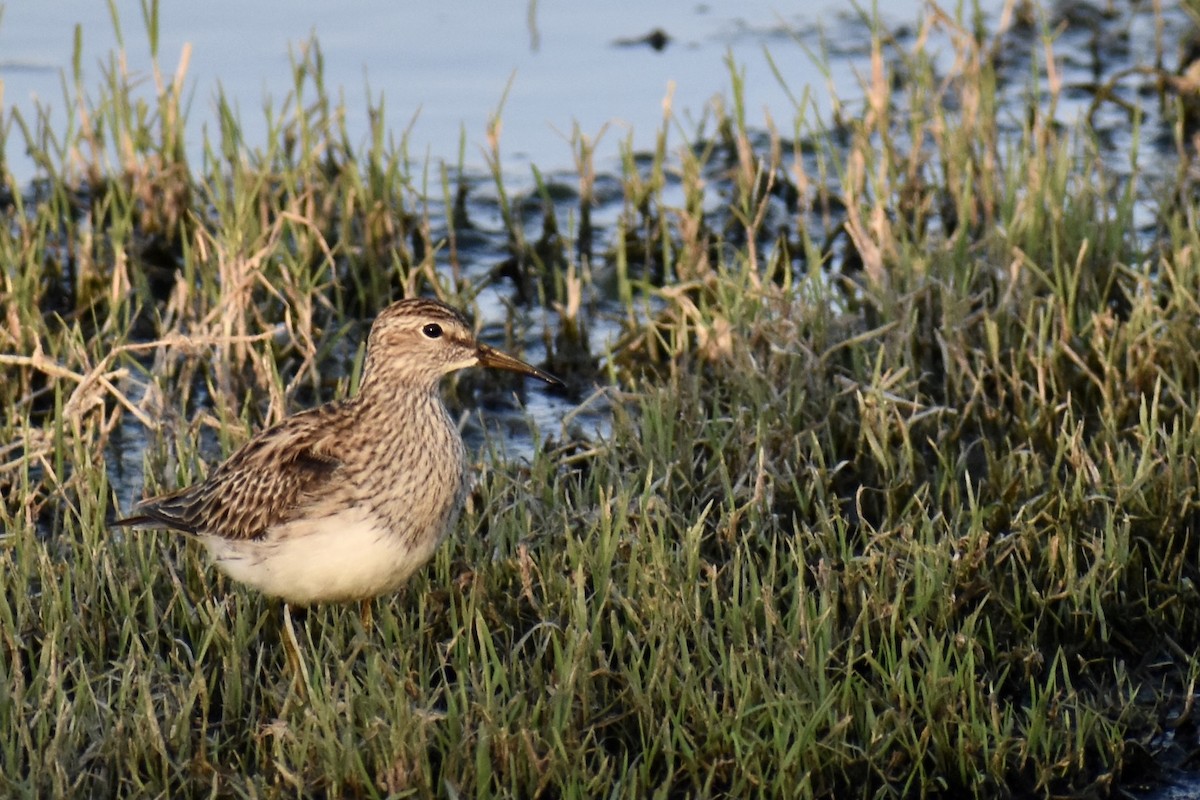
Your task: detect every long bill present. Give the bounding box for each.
[476,344,563,386]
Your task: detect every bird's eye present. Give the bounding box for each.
[422,323,443,339]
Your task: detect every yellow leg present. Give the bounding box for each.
[360,598,373,630]
[282,603,311,698]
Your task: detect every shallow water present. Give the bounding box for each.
[0,0,943,185]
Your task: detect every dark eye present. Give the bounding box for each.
[422,323,443,339]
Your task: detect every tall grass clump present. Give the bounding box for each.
[3,1,1199,798]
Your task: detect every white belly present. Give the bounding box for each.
[199,506,445,605]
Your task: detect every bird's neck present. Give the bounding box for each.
[348,379,463,470]
[352,378,446,424]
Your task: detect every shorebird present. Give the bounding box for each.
[116,298,561,612]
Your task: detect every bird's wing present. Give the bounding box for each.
[116,408,344,540]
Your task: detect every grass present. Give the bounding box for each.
[3,0,1200,797]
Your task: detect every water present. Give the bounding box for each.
[0,0,936,185]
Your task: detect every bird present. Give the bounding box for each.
[115,297,563,610]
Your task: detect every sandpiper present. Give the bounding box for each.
[115,298,562,607]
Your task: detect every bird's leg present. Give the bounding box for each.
[359,599,373,630]
[282,602,311,698]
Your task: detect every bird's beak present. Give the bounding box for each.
[476,344,563,386]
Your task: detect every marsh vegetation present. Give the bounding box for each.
[3,1,1200,797]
